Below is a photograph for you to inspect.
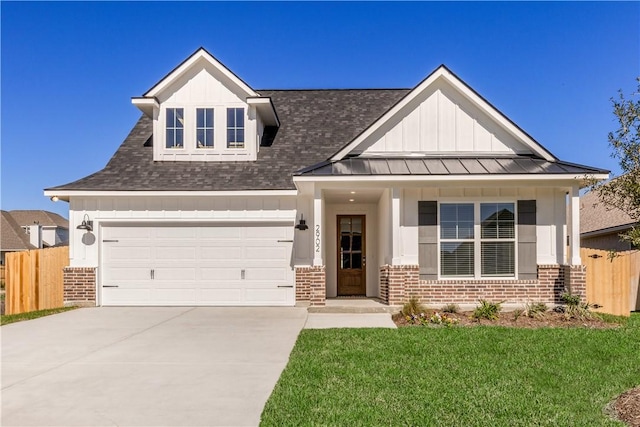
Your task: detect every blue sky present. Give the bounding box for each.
[2,1,638,219]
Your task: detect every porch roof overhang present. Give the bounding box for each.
[294,156,609,186]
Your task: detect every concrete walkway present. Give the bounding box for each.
[304,313,397,329]
[1,307,307,427]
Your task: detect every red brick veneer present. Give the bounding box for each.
[380,264,580,305]
[295,266,326,306]
[63,267,96,306]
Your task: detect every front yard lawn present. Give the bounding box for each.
[1,306,77,325]
[261,314,640,426]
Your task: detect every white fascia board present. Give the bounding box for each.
[331,66,556,162]
[247,97,280,127]
[131,97,159,117]
[143,48,258,99]
[44,189,298,198]
[98,217,296,225]
[294,173,609,185]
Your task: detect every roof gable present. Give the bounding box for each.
[331,65,556,162]
[143,47,257,99]
[1,211,35,251]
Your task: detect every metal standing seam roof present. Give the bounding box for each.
[295,157,609,177]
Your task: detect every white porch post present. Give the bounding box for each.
[569,186,581,265]
[313,187,323,266]
[391,187,402,265]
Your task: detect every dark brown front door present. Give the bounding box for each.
[337,215,366,296]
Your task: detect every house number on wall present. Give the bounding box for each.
[315,225,321,253]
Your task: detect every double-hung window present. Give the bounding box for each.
[196,108,214,148]
[166,108,184,148]
[227,108,244,148]
[439,202,515,278]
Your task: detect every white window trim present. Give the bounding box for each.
[226,107,245,149]
[437,199,518,280]
[165,107,185,150]
[195,107,215,149]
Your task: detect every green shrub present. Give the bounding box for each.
[441,303,460,314]
[401,297,425,317]
[523,302,548,319]
[472,300,502,321]
[560,292,595,320]
[512,309,524,320]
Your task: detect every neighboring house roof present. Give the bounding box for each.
[580,189,636,237]
[296,156,605,177]
[8,210,69,229]
[0,211,36,252]
[47,89,410,191]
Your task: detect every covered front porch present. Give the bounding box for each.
[293,178,586,307]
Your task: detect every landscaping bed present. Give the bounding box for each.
[392,309,623,329]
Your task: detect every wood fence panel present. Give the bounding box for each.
[630,252,640,312]
[0,265,5,283]
[5,247,68,315]
[583,248,638,317]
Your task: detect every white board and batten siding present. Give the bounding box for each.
[153,62,259,162]
[358,80,531,156]
[69,195,305,306]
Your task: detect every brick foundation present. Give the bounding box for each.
[63,267,96,306]
[295,266,326,306]
[380,264,582,306]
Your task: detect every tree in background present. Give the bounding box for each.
[595,79,640,247]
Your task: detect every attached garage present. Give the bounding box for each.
[100,223,294,306]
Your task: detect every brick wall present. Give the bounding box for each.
[381,264,577,305]
[565,264,587,301]
[295,266,326,306]
[63,267,96,306]
[380,265,419,305]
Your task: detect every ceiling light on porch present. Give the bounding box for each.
[349,199,355,202]
[350,191,356,194]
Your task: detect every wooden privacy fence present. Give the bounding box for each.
[583,248,640,317]
[5,247,69,315]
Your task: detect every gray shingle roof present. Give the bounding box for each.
[580,188,637,235]
[46,89,410,191]
[296,157,609,176]
[9,210,69,229]
[1,211,35,252]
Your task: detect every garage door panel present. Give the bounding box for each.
[200,246,243,260]
[155,246,197,260]
[200,227,242,239]
[105,246,152,261]
[101,224,294,306]
[103,266,152,282]
[200,268,240,281]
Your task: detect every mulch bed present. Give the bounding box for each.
[392,309,620,329]
[612,387,640,427]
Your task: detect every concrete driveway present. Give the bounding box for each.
[1,307,307,427]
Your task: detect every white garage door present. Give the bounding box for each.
[100,223,294,306]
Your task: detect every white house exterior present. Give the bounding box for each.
[45,48,608,307]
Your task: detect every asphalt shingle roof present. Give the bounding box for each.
[580,188,637,235]
[9,210,69,229]
[1,211,35,252]
[47,89,411,191]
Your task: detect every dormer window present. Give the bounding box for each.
[196,108,214,148]
[227,108,245,148]
[166,108,184,148]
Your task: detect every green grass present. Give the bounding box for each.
[261,314,640,426]
[1,306,77,325]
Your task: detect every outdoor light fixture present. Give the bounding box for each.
[76,214,93,232]
[50,196,59,202]
[295,214,308,231]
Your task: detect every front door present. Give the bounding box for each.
[337,215,366,296]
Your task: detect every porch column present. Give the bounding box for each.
[569,186,581,265]
[313,187,323,266]
[391,187,402,265]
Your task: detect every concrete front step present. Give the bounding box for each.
[308,299,401,314]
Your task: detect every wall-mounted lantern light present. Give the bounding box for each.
[76,214,93,232]
[295,214,308,231]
